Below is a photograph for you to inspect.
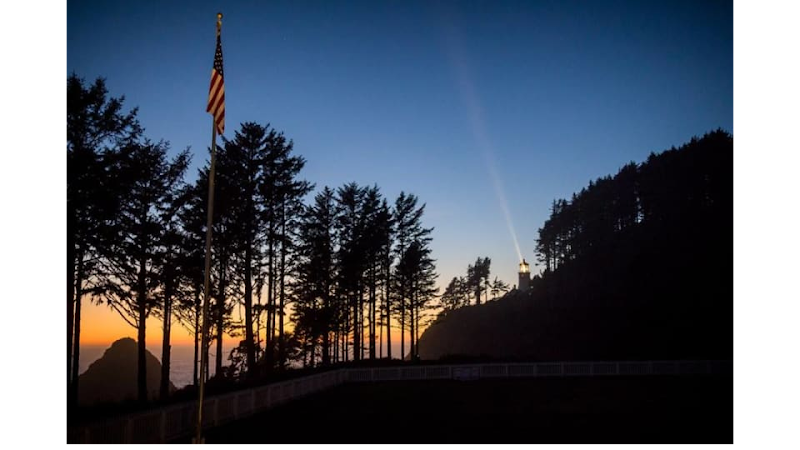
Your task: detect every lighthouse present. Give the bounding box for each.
[518,259,531,291]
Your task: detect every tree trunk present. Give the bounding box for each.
[359,293,364,361]
[216,257,226,377]
[244,244,255,377]
[322,330,330,365]
[385,261,391,360]
[333,330,338,364]
[409,282,415,361]
[278,206,287,368]
[322,286,331,365]
[362,286,367,361]
[278,263,285,368]
[343,310,349,362]
[352,293,360,362]
[255,290,262,362]
[159,278,173,400]
[70,254,84,405]
[137,254,148,403]
[369,271,376,359]
[67,243,75,403]
[360,285,365,361]
[72,297,82,405]
[193,293,200,387]
[415,304,420,360]
[361,282,366,360]
[400,276,405,361]
[266,221,275,369]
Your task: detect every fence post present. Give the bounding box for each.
[159,410,166,443]
[213,398,219,427]
[124,417,133,444]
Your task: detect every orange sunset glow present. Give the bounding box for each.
[80,302,195,346]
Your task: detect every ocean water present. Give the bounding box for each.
[78,343,235,388]
[79,341,406,388]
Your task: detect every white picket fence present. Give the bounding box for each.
[67,359,732,443]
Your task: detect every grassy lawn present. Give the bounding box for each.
[196,375,732,443]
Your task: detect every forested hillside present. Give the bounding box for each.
[419,130,733,361]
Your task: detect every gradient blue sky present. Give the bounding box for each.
[68,0,732,290]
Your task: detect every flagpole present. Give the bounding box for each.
[195,12,222,445]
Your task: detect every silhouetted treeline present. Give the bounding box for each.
[533,130,732,311]
[68,74,439,406]
[290,187,438,365]
[439,257,510,315]
[420,130,732,361]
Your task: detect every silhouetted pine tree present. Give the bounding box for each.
[293,187,337,365]
[490,277,510,300]
[364,193,392,360]
[378,198,396,360]
[396,239,437,359]
[272,135,312,368]
[99,140,189,402]
[217,122,270,377]
[174,172,212,386]
[334,183,367,361]
[67,74,140,407]
[193,143,238,379]
[156,178,191,400]
[249,126,312,371]
[391,192,433,359]
[466,257,491,305]
[440,277,469,314]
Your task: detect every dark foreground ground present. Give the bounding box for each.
[192,375,732,444]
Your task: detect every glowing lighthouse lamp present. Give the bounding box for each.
[518,259,531,291]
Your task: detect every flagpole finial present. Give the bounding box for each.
[217,12,223,22]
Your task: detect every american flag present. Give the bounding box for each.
[206,29,225,134]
